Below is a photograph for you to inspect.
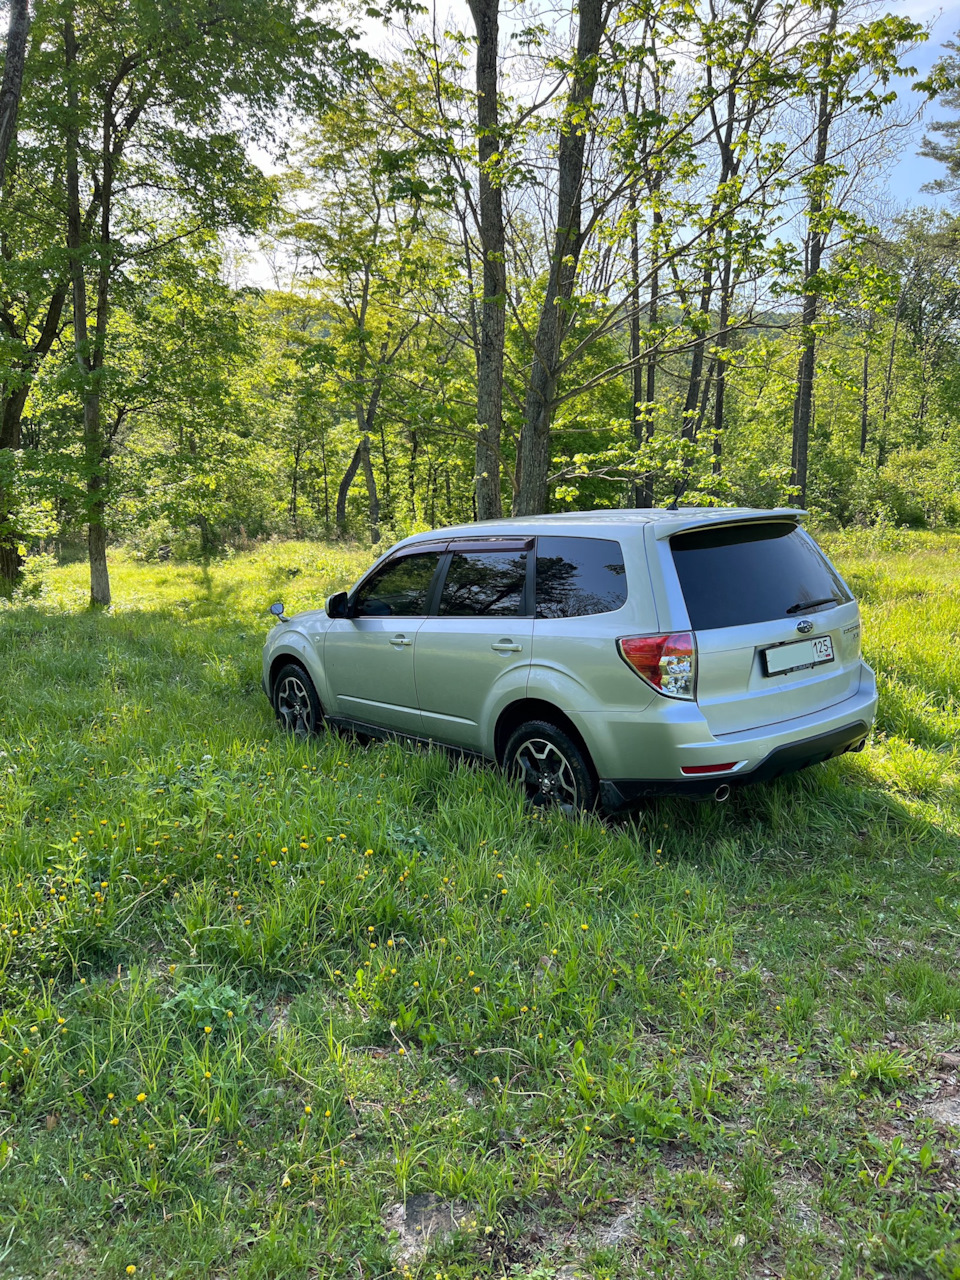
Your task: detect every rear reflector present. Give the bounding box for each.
[617,632,696,700]
[680,762,739,775]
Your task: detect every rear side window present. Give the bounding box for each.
[535,536,627,618]
[353,552,441,617]
[671,523,851,630]
[438,550,527,617]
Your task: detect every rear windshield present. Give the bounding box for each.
[671,523,851,630]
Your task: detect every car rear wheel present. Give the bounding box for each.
[504,719,597,814]
[272,663,322,737]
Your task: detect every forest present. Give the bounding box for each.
[1,0,960,607]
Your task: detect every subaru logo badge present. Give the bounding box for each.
[796,619,814,634]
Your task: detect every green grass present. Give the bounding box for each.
[1,533,959,1280]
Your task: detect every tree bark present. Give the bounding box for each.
[359,433,380,543]
[407,427,418,521]
[466,0,506,520]
[0,0,33,586]
[791,4,838,507]
[628,184,644,506]
[636,196,661,509]
[711,251,735,474]
[65,12,111,606]
[0,0,30,195]
[336,440,364,539]
[514,0,605,515]
[859,345,869,456]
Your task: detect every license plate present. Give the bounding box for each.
[763,634,834,676]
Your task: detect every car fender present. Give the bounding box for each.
[263,625,332,709]
[475,660,535,758]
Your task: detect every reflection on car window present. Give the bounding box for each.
[353,553,441,617]
[438,551,526,617]
[536,537,627,618]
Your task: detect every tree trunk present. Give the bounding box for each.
[0,0,30,195]
[0,385,29,587]
[65,13,109,607]
[514,0,605,516]
[336,440,364,539]
[637,201,661,509]
[711,253,734,475]
[859,346,869,456]
[407,427,418,522]
[290,440,301,535]
[628,184,643,507]
[359,433,380,543]
[319,430,330,535]
[791,4,838,507]
[466,0,506,520]
[681,272,713,444]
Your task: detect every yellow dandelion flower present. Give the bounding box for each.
[136,1093,147,1103]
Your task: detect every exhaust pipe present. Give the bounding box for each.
[714,784,731,803]
[848,738,867,754]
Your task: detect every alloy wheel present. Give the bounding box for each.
[511,736,580,811]
[276,674,314,736]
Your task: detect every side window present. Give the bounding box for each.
[353,552,441,618]
[437,550,527,617]
[535,536,627,619]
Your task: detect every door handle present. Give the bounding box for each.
[390,635,412,647]
[491,640,522,653]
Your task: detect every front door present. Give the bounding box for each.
[324,549,443,734]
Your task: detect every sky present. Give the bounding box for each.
[879,1,960,205]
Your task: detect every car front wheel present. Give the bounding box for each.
[272,662,322,737]
[504,719,597,814]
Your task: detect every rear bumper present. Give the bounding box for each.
[599,718,870,808]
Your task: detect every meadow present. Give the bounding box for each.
[1,531,959,1280]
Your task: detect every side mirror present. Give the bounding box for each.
[325,590,349,619]
[269,601,286,620]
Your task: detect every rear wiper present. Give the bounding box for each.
[785,597,838,614]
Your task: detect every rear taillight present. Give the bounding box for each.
[618,632,697,700]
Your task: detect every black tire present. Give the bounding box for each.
[504,719,598,814]
[272,662,323,738]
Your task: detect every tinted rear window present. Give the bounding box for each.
[671,523,851,630]
[438,550,527,617]
[536,536,627,618]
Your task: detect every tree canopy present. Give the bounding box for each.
[1,0,958,599]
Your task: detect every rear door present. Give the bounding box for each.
[529,535,644,708]
[415,541,533,751]
[667,521,863,736]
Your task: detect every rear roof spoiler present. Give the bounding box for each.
[651,508,806,539]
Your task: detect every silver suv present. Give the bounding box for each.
[262,509,876,811]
